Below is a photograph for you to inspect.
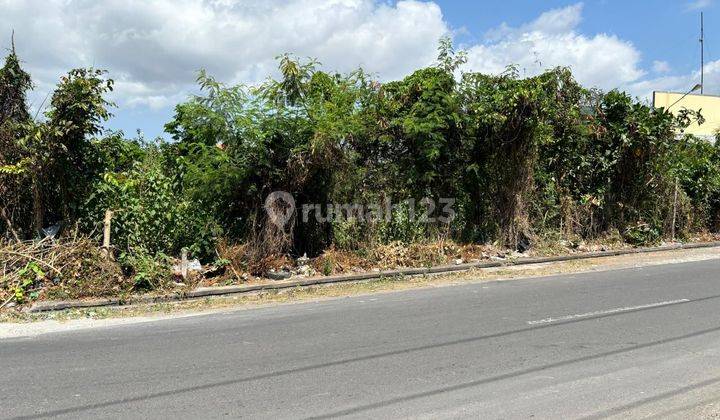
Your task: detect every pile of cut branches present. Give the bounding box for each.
[1,237,128,307]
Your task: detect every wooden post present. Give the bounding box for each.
[671,177,679,242]
[102,210,113,248]
[102,210,113,258]
[181,248,188,279]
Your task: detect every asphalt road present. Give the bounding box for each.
[3,259,720,419]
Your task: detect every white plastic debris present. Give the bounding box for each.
[42,223,61,239]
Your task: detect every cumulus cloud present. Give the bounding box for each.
[0,0,448,111]
[464,3,645,91]
[629,60,718,100]
[686,0,712,11]
[0,1,685,135]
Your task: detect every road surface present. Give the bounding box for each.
[2,259,720,419]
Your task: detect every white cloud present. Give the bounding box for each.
[629,60,718,100]
[652,60,672,74]
[521,2,584,34]
[686,0,712,11]
[1,1,693,135]
[464,4,645,91]
[0,0,448,111]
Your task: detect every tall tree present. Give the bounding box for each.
[44,68,114,224]
[0,33,33,240]
[0,33,31,124]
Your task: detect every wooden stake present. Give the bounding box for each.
[181,248,188,279]
[102,210,113,258]
[671,177,679,241]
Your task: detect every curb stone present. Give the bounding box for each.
[25,241,720,313]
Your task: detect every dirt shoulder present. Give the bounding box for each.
[1,245,719,336]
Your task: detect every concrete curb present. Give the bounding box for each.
[25,241,720,313]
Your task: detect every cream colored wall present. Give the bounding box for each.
[653,91,720,138]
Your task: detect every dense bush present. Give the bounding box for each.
[1,37,718,283]
[83,140,220,260]
[671,136,720,231]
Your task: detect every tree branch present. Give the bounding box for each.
[0,205,21,243]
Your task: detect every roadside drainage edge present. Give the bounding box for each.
[25,241,720,313]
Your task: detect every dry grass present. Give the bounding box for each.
[309,232,650,276]
[3,231,720,313]
[4,245,718,325]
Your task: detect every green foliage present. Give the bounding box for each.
[160,41,716,253]
[13,261,44,303]
[1,61,115,238]
[119,250,172,290]
[670,137,720,229]
[623,222,661,246]
[94,131,145,172]
[165,56,381,256]
[47,68,114,138]
[458,66,557,245]
[4,34,720,290]
[44,67,114,223]
[376,201,429,244]
[331,218,364,251]
[384,66,461,194]
[321,256,334,276]
[592,91,699,239]
[436,35,467,73]
[83,139,221,260]
[0,40,33,238]
[0,41,31,123]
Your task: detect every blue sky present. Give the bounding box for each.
[441,0,711,76]
[444,0,708,72]
[1,0,716,139]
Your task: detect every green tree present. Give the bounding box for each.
[595,91,698,240]
[0,36,33,240]
[459,67,556,247]
[45,68,114,223]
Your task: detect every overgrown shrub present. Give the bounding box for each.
[82,140,221,261]
[671,137,720,230]
[118,250,173,291]
[1,36,719,296]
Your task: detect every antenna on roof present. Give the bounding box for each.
[700,12,704,94]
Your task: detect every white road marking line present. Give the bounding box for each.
[527,299,690,325]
